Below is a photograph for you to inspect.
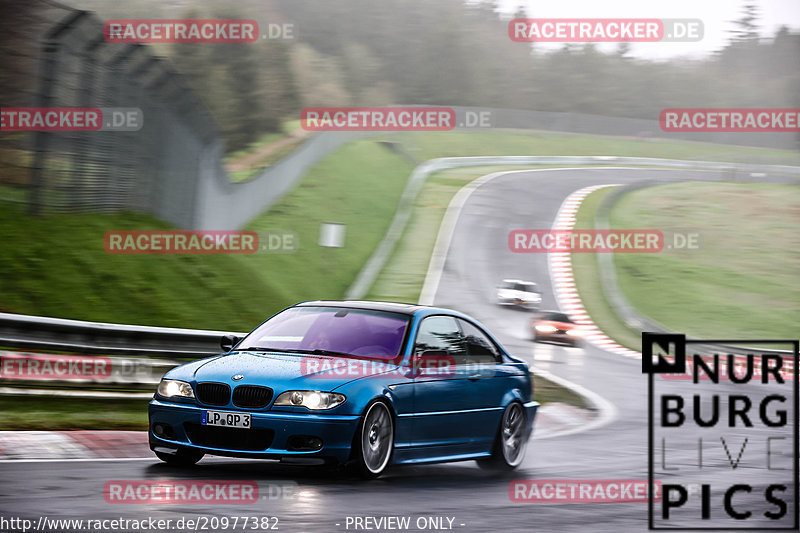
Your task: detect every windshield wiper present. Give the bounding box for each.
[302,349,354,357]
[239,347,353,357]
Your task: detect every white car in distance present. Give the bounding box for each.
[496,279,542,310]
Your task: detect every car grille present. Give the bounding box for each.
[556,329,567,334]
[196,382,231,406]
[184,423,274,451]
[233,385,273,409]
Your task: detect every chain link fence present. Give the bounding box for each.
[0,0,219,229]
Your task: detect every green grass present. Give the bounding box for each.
[611,182,800,341]
[0,140,412,330]
[0,207,276,330]
[396,130,800,165]
[533,374,591,410]
[0,395,149,430]
[572,182,800,351]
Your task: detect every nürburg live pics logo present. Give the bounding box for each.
[642,332,798,530]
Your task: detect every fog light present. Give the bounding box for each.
[287,435,323,451]
[153,423,175,439]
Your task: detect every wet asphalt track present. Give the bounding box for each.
[0,168,795,532]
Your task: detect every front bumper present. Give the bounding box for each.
[524,400,539,439]
[149,399,360,464]
[534,330,580,345]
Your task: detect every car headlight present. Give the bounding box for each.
[535,324,557,333]
[157,379,195,399]
[566,328,584,337]
[274,391,346,410]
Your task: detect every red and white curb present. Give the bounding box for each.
[548,184,642,359]
[0,431,151,461]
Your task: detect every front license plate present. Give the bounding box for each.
[201,410,251,429]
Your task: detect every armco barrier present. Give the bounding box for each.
[0,313,247,397]
[0,312,245,358]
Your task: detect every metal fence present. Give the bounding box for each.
[0,311,246,397]
[0,0,219,229]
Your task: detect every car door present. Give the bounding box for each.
[457,319,509,448]
[410,315,483,454]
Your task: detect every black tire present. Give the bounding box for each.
[477,402,527,471]
[155,448,204,466]
[350,401,394,479]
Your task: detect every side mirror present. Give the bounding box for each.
[220,334,241,352]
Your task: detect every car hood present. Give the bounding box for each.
[167,351,404,391]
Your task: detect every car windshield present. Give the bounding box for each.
[501,280,537,292]
[236,306,410,363]
[539,312,572,323]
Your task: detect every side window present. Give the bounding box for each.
[459,319,501,363]
[414,316,466,361]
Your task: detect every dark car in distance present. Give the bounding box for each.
[531,311,584,347]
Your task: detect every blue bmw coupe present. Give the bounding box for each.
[149,301,538,477]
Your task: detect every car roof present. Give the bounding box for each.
[501,278,536,285]
[295,300,427,316]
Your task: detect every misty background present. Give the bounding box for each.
[2,0,795,153]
